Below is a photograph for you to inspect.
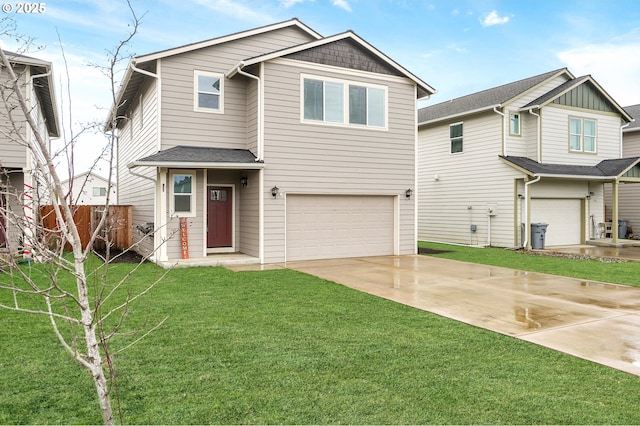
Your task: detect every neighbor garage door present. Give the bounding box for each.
[286,195,395,261]
[530,199,582,246]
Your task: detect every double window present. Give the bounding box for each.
[303,76,387,128]
[170,171,196,217]
[450,122,463,153]
[194,71,223,113]
[92,187,107,197]
[569,117,596,153]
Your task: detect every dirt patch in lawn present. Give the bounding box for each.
[418,247,453,255]
[93,248,148,264]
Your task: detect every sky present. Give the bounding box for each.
[3,0,640,177]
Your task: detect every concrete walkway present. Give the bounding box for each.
[284,255,640,377]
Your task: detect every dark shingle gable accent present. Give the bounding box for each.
[501,155,640,178]
[284,38,403,77]
[418,68,568,124]
[138,146,260,164]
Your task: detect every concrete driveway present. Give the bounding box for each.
[285,255,640,377]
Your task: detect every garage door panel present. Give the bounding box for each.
[531,199,582,246]
[287,195,394,261]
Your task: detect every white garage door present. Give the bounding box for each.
[531,199,582,246]
[286,195,395,261]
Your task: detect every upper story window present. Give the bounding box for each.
[170,171,196,217]
[569,117,596,153]
[92,187,107,197]
[302,75,387,129]
[194,71,223,113]
[509,113,520,136]
[450,122,463,153]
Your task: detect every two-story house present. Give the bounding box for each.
[110,19,435,266]
[0,52,59,253]
[417,68,637,249]
[607,104,640,238]
[60,172,116,205]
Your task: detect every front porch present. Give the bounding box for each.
[156,252,260,269]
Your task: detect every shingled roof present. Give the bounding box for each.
[132,146,262,168]
[500,155,640,179]
[624,104,640,132]
[418,68,570,124]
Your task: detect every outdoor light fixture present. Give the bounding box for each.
[405,188,413,198]
[271,186,279,198]
[240,176,248,187]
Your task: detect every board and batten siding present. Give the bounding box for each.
[159,27,316,152]
[540,105,622,165]
[117,78,158,258]
[418,111,523,247]
[260,60,417,263]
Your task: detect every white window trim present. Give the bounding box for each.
[194,70,224,114]
[300,73,388,131]
[569,117,597,153]
[509,112,521,136]
[450,121,464,154]
[169,170,196,218]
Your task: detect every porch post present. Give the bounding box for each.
[157,168,168,261]
[612,178,619,243]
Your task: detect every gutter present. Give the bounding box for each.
[129,161,265,170]
[418,104,501,127]
[127,162,157,182]
[227,61,263,162]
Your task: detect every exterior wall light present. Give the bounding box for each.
[405,188,413,198]
[271,186,279,198]
[240,176,248,187]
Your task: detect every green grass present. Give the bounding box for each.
[419,241,640,287]
[2,259,640,424]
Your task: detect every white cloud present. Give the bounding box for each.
[557,41,640,107]
[279,0,309,7]
[480,10,510,27]
[332,0,352,12]
[192,0,275,23]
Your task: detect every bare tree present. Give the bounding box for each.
[0,5,168,424]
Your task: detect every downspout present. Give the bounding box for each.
[130,61,161,151]
[230,61,263,162]
[493,106,506,156]
[620,122,631,157]
[528,108,541,162]
[522,175,541,249]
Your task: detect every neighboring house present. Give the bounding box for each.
[109,18,435,265]
[0,52,59,253]
[60,171,116,205]
[417,68,637,249]
[608,104,640,236]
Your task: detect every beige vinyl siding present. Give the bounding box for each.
[238,169,260,257]
[117,78,158,257]
[540,105,621,165]
[615,131,640,232]
[1,172,24,251]
[418,111,523,247]
[159,27,315,152]
[0,65,28,168]
[261,61,417,263]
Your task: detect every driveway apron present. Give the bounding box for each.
[285,255,640,377]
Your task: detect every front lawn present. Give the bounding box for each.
[419,241,640,287]
[1,260,640,424]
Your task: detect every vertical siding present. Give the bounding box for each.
[418,111,523,247]
[540,106,622,165]
[160,27,316,152]
[261,60,417,263]
[117,77,158,257]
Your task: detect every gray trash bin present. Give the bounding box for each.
[531,223,548,249]
[618,220,628,239]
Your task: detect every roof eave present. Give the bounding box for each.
[419,104,501,127]
[128,161,266,169]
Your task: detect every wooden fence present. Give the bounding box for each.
[40,205,132,251]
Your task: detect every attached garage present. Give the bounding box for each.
[286,195,395,261]
[530,199,583,246]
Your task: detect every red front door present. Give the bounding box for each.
[207,186,232,248]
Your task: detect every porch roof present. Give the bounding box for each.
[129,146,265,169]
[500,155,640,180]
